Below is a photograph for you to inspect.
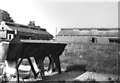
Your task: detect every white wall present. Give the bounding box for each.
[7,33,14,40]
[56,36,90,43]
[0,42,9,62]
[0,42,4,61]
[97,37,109,44]
[0,30,6,38]
[56,36,111,44]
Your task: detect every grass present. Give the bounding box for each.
[60,42,119,75]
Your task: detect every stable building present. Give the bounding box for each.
[56,28,120,44]
[0,21,53,41]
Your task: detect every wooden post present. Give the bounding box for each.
[16,61,19,83]
[27,58,37,78]
[17,58,23,68]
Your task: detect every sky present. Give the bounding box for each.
[0,0,119,36]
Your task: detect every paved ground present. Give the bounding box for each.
[0,68,119,83]
[74,71,119,81]
[0,64,119,83]
[19,71,119,83]
[23,70,85,83]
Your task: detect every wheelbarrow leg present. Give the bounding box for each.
[27,58,37,78]
[16,61,20,83]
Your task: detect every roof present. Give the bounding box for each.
[2,21,53,36]
[21,39,67,44]
[104,31,118,37]
[57,30,119,37]
[61,28,120,31]
[5,21,46,31]
[57,30,93,36]
[8,25,50,35]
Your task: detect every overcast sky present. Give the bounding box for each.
[0,0,119,36]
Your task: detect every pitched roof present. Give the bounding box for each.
[3,21,52,36]
[8,25,50,35]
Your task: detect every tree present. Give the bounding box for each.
[2,10,14,22]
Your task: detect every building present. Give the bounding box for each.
[0,21,53,41]
[0,9,53,41]
[56,28,120,44]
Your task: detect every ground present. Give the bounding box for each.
[0,42,120,82]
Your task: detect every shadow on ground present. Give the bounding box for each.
[25,64,86,83]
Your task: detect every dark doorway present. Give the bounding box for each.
[92,37,97,43]
[92,37,95,43]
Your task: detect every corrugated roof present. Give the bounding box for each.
[57,30,119,37]
[2,21,52,36]
[104,31,118,37]
[58,30,79,36]
[61,28,120,31]
[58,30,93,36]
[78,31,92,36]
[8,25,50,35]
[5,21,46,31]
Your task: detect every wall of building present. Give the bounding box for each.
[97,37,109,44]
[56,28,119,44]
[56,36,91,43]
[0,30,6,39]
[7,33,14,40]
[0,42,9,62]
[56,36,111,44]
[0,23,14,40]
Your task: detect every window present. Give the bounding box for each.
[92,37,97,43]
